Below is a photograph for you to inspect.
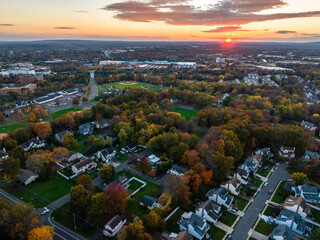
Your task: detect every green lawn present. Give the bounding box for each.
[71,143,88,154]
[312,209,320,223]
[272,181,289,204]
[233,195,249,211]
[0,120,28,133]
[0,174,75,208]
[257,169,269,177]
[49,107,83,120]
[222,211,238,227]
[241,186,256,198]
[171,107,199,121]
[116,170,163,218]
[165,209,184,233]
[211,225,226,240]
[117,154,128,163]
[128,179,143,192]
[51,203,97,238]
[263,206,275,217]
[255,220,272,235]
[103,82,164,91]
[253,178,263,187]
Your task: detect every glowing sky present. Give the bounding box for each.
[0,0,320,41]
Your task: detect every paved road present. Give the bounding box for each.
[231,163,290,240]
[88,71,98,100]
[0,188,83,240]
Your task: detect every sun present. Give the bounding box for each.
[225,38,232,43]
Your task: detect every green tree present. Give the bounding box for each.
[99,165,115,181]
[0,157,20,181]
[69,185,92,218]
[62,133,78,149]
[118,128,128,145]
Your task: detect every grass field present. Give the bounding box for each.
[272,181,289,204]
[211,225,226,240]
[0,174,75,208]
[253,178,263,187]
[49,107,83,120]
[255,220,272,235]
[233,195,249,211]
[103,82,163,91]
[171,107,199,121]
[222,211,238,227]
[165,208,184,233]
[0,120,28,133]
[257,169,269,177]
[263,206,275,217]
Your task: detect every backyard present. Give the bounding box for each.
[253,178,263,188]
[171,107,199,121]
[233,195,249,211]
[165,208,184,233]
[271,181,289,204]
[263,205,275,217]
[221,211,238,227]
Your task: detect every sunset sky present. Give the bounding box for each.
[1,0,320,42]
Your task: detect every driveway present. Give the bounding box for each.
[231,163,290,240]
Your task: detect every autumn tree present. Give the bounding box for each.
[292,172,308,185]
[0,157,20,182]
[87,192,107,225]
[12,128,30,144]
[76,174,93,191]
[51,147,69,163]
[163,174,182,202]
[34,122,52,139]
[27,226,54,240]
[177,180,191,207]
[28,112,38,123]
[118,128,128,145]
[104,182,127,215]
[0,111,6,122]
[26,150,52,179]
[157,193,172,213]
[54,114,75,130]
[69,185,92,218]
[62,133,78,149]
[98,165,115,181]
[72,97,79,105]
[145,210,164,232]
[139,156,150,173]
[125,220,152,240]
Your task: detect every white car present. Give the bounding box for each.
[41,207,49,215]
[264,182,268,187]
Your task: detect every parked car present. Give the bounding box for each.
[264,182,268,187]
[275,167,278,170]
[268,190,272,194]
[41,207,49,215]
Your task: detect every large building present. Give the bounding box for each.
[0,83,37,96]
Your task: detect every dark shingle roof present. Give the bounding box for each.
[74,158,93,169]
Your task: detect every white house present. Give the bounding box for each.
[147,154,160,165]
[207,187,234,208]
[195,200,222,224]
[221,177,242,196]
[0,149,9,161]
[234,168,250,185]
[283,196,310,219]
[246,154,263,168]
[238,160,258,174]
[21,137,46,152]
[103,215,126,237]
[179,212,210,240]
[279,146,295,159]
[167,165,189,176]
[79,123,94,135]
[270,225,294,240]
[302,150,320,162]
[71,158,97,175]
[292,183,320,204]
[255,148,273,159]
[95,119,110,129]
[97,147,116,163]
[301,120,317,131]
[19,169,38,185]
[275,209,312,236]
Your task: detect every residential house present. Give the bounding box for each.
[147,154,160,165]
[195,200,222,224]
[279,146,295,159]
[302,150,319,162]
[292,183,320,204]
[270,225,294,240]
[167,165,189,176]
[0,149,9,160]
[21,137,46,151]
[207,187,234,208]
[103,215,126,237]
[255,148,273,159]
[19,169,38,185]
[246,154,263,168]
[234,168,250,185]
[71,158,97,175]
[55,130,70,143]
[238,160,258,174]
[97,147,116,163]
[283,196,310,219]
[221,177,242,195]
[103,132,118,143]
[301,120,317,131]
[79,123,94,135]
[121,143,138,154]
[95,119,110,129]
[140,195,157,210]
[275,209,312,236]
[178,212,210,240]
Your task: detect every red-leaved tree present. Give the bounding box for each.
[104,182,127,215]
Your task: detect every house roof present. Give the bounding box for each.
[100,147,116,158]
[105,215,126,229]
[284,196,308,212]
[303,150,320,160]
[270,225,294,240]
[19,169,38,183]
[280,146,295,152]
[22,137,45,148]
[0,150,8,158]
[79,123,93,134]
[73,158,94,169]
[237,168,249,177]
[226,177,241,188]
[179,213,209,238]
[175,231,192,240]
[302,183,318,194]
[170,165,188,174]
[197,200,220,213]
[55,130,69,140]
[140,195,157,207]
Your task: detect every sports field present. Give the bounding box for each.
[171,107,199,121]
[103,81,163,90]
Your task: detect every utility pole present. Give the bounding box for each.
[73,213,77,229]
